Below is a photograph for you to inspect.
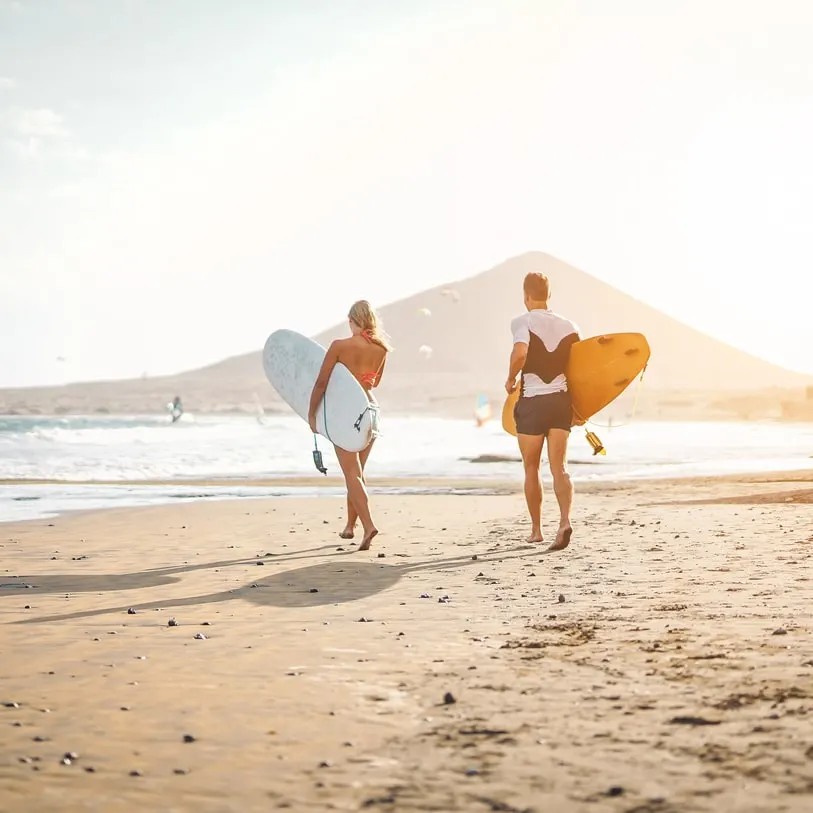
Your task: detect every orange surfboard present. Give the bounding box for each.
[501,332,650,436]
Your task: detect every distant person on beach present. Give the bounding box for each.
[308,300,391,552]
[505,272,581,551]
[169,396,183,423]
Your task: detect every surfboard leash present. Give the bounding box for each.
[354,403,382,439]
[581,362,648,431]
[312,391,330,475]
[575,363,648,455]
[312,434,328,475]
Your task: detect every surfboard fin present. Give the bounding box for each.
[585,430,606,456]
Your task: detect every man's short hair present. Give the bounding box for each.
[523,272,550,301]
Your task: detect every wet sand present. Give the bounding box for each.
[1,472,813,812]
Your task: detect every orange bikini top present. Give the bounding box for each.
[358,330,385,388]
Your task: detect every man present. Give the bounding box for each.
[505,272,581,551]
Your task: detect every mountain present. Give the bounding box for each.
[1,252,809,418]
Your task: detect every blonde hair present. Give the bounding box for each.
[348,300,393,351]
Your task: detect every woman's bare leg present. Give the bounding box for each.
[340,439,375,539]
[335,445,378,550]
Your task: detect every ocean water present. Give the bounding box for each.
[1,414,811,523]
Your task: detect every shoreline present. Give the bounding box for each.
[1,468,811,529]
[3,466,813,491]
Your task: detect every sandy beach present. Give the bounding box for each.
[2,471,812,812]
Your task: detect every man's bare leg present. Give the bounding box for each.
[340,440,375,539]
[517,433,545,543]
[545,428,573,551]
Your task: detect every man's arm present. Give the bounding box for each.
[505,342,527,394]
[506,316,529,394]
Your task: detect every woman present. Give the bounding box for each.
[308,300,392,551]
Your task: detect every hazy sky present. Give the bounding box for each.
[2,0,812,387]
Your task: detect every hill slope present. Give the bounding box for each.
[1,252,808,417]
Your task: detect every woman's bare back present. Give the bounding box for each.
[335,335,387,390]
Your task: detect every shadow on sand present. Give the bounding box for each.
[0,543,343,597]
[6,546,541,625]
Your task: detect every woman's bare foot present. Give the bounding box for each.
[339,527,355,540]
[546,526,572,552]
[357,528,378,551]
[526,529,544,544]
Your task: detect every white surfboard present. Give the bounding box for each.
[262,329,376,453]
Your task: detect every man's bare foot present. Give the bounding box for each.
[545,526,572,552]
[357,528,378,551]
[526,530,544,544]
[339,527,355,540]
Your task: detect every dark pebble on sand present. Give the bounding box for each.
[377,553,385,558]
[194,633,207,640]
[174,768,189,775]
[318,760,330,768]
[669,716,720,726]
[443,692,456,705]
[438,596,450,603]
[64,752,78,761]
[24,605,30,609]
[357,617,371,623]
[84,766,95,773]
[256,561,265,566]
[606,786,624,797]
[127,608,136,615]
[309,588,318,593]
[465,768,480,776]
[168,618,178,627]
[183,734,196,743]
[129,770,142,777]
[420,593,431,599]
[558,594,566,603]
[472,555,478,560]
[201,622,211,626]
[32,736,48,742]
[3,702,20,708]
[773,628,788,635]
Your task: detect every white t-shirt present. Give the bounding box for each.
[511,309,581,397]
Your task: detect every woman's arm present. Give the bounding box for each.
[373,356,387,388]
[308,341,340,430]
